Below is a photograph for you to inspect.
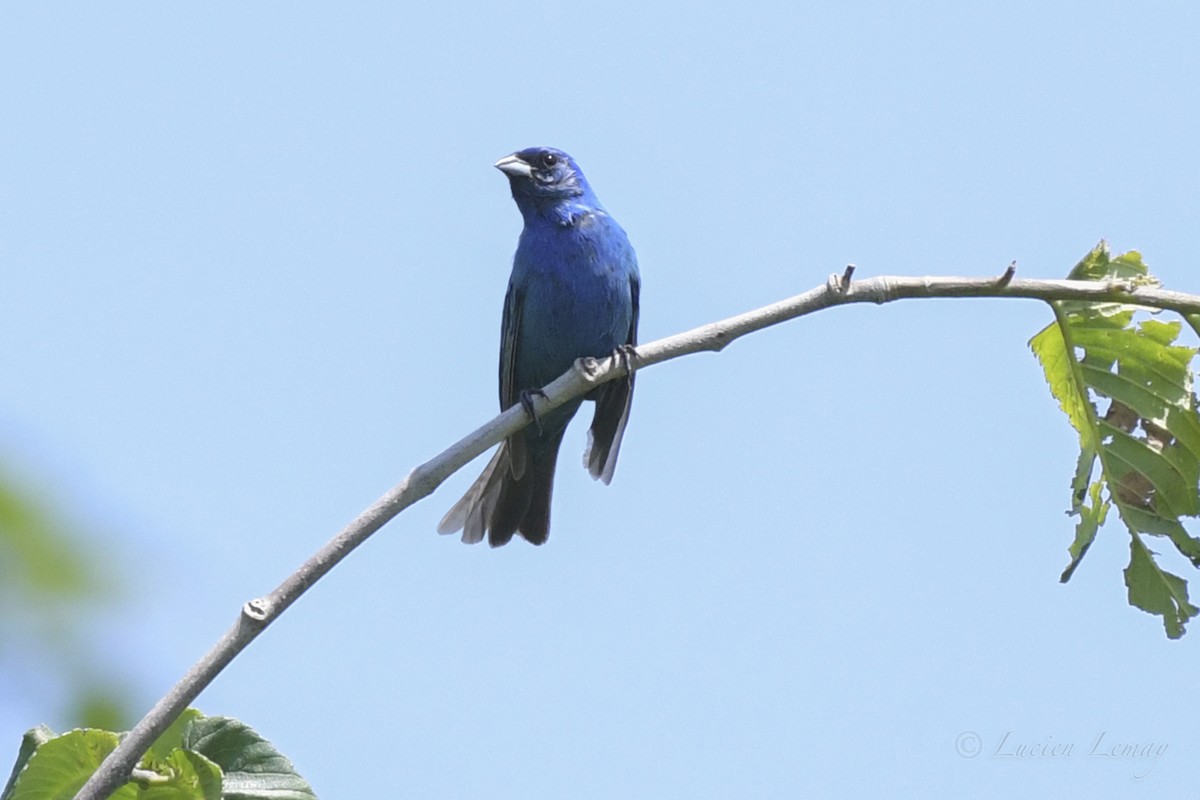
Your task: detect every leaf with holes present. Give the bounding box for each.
[1031,241,1200,638]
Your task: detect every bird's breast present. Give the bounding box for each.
[511,221,636,388]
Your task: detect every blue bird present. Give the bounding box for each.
[438,147,640,547]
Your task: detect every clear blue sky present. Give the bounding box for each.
[3,2,1199,797]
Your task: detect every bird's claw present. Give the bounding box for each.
[613,344,638,377]
[519,388,548,434]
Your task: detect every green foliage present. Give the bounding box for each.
[1031,241,1200,638]
[0,471,98,610]
[1,711,315,800]
[0,467,132,730]
[181,717,317,800]
[1,728,52,800]
[2,729,134,800]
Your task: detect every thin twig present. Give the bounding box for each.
[73,272,1200,800]
[997,261,1017,287]
[838,264,856,292]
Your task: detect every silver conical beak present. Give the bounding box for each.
[494,154,533,178]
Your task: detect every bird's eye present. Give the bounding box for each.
[540,152,558,169]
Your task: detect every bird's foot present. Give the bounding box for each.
[519,388,548,435]
[613,344,638,377]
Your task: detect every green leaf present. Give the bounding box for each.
[1030,317,1095,447]
[1068,445,1096,514]
[3,712,312,800]
[1033,241,1200,636]
[175,752,223,800]
[182,717,317,800]
[1125,536,1199,639]
[1066,241,1152,283]
[2,727,55,800]
[1060,477,1107,583]
[145,709,204,764]
[133,749,223,800]
[4,729,137,800]
[130,709,222,800]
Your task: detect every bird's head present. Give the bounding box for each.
[494,147,601,219]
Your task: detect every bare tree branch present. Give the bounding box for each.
[74,270,1200,800]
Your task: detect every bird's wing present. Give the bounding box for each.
[499,281,528,480]
[628,270,640,348]
[584,270,639,484]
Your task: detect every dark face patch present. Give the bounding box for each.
[513,147,582,200]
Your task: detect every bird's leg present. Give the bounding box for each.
[519,388,548,435]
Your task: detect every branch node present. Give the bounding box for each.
[997,261,1016,287]
[243,598,270,622]
[708,326,732,353]
[577,356,600,382]
[834,264,856,294]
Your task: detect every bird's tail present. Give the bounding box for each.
[436,433,564,547]
[436,445,508,545]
